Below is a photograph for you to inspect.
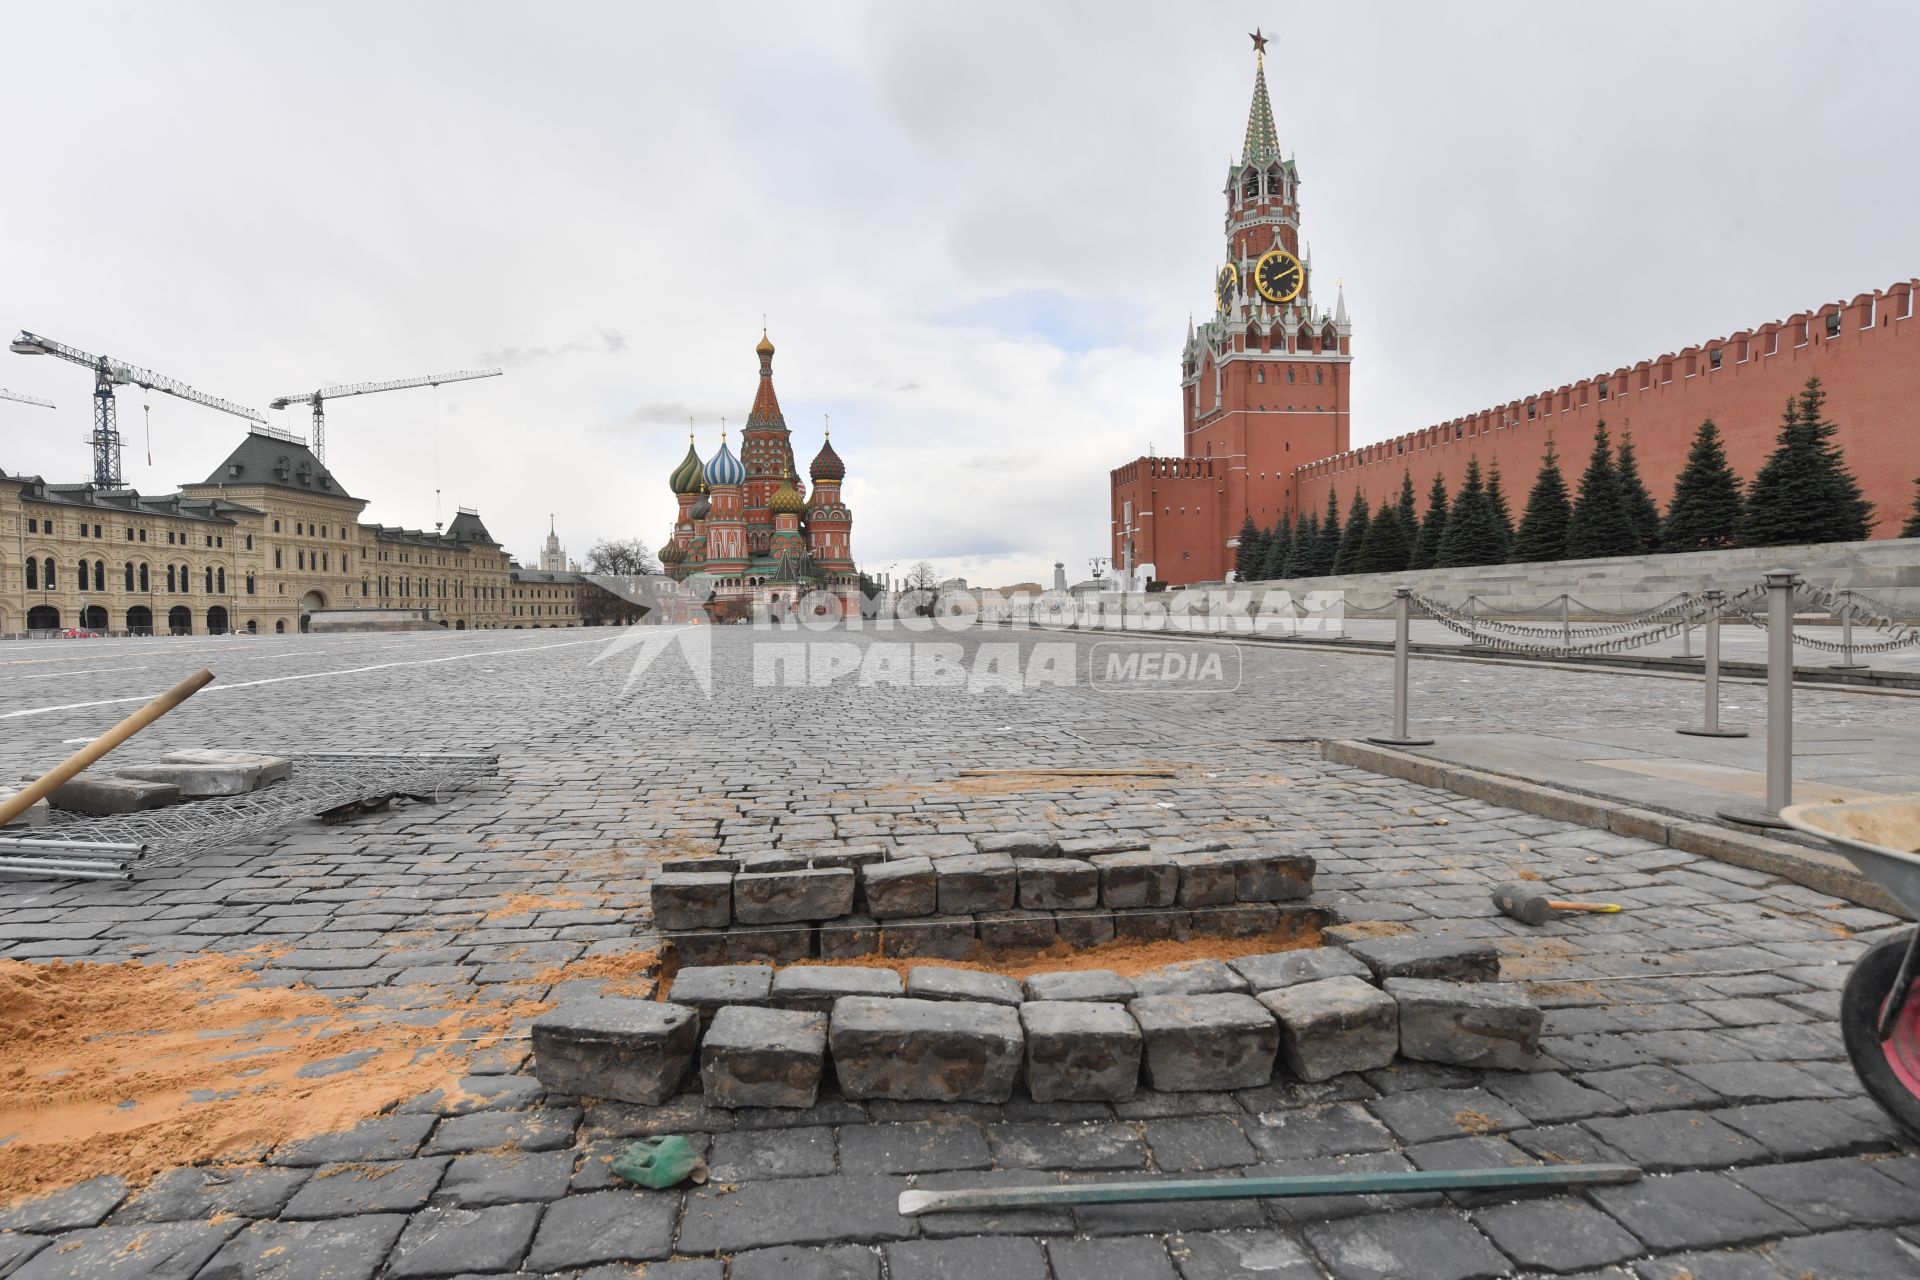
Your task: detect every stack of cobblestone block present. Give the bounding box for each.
[530,933,1543,1108]
[648,832,1332,966]
[28,749,294,816]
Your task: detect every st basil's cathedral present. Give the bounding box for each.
[658,332,860,615]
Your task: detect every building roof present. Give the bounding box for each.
[444,509,498,545]
[5,474,248,525]
[201,427,356,500]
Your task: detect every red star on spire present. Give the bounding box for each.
[1250,28,1268,56]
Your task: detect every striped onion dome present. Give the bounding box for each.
[705,437,745,487]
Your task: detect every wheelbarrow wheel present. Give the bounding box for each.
[1840,928,1920,1141]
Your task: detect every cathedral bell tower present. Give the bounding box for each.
[1180,30,1352,535]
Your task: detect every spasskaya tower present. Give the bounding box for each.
[1109,29,1352,586]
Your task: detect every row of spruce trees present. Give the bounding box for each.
[1235,377,1920,582]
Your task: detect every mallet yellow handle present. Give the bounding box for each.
[1546,900,1622,914]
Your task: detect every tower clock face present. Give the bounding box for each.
[1254,249,1305,303]
[1215,263,1238,314]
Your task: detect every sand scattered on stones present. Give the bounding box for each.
[0,954,539,1205]
[777,921,1322,982]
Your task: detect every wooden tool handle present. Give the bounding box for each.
[0,668,214,827]
[1546,900,1622,913]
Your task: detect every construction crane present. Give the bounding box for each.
[9,331,264,487]
[269,369,503,463]
[0,389,55,409]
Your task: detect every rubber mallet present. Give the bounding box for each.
[1490,882,1622,926]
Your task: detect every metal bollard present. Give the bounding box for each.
[1367,588,1435,747]
[1680,593,1694,660]
[1829,591,1868,672]
[1559,594,1571,650]
[1718,570,1799,828]
[1679,589,1746,738]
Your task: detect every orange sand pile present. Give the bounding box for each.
[767,919,1323,983]
[531,949,660,997]
[0,955,540,1204]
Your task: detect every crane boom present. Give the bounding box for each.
[267,368,502,462]
[9,330,265,487]
[0,388,56,408]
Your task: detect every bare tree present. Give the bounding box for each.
[905,560,939,591]
[585,537,660,577]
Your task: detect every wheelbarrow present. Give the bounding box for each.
[1780,798,1920,1139]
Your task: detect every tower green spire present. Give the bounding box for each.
[1242,42,1280,164]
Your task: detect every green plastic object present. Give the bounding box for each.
[611,1136,708,1189]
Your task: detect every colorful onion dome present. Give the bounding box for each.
[668,437,706,495]
[689,492,711,520]
[810,434,845,482]
[659,540,687,564]
[705,436,745,487]
[768,478,806,516]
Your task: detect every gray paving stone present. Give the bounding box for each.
[1581,1110,1769,1172]
[281,1157,449,1218]
[1349,935,1500,982]
[1018,857,1100,909]
[433,1149,574,1206]
[1092,852,1180,909]
[1729,1154,1920,1230]
[836,1119,992,1173]
[1482,1071,1625,1124]
[1024,968,1136,1003]
[1260,976,1398,1083]
[45,774,180,814]
[1368,1087,1529,1145]
[987,1121,1149,1171]
[1230,946,1372,992]
[905,965,1022,1006]
[388,1202,540,1278]
[829,997,1023,1103]
[1631,1249,1785,1279]
[197,1214,407,1280]
[1165,1228,1324,1279]
[935,853,1018,914]
[523,1187,678,1270]
[1021,1000,1143,1103]
[707,1126,838,1180]
[1142,1116,1259,1171]
[1589,1170,1801,1251]
[701,1005,828,1109]
[1135,959,1251,999]
[1172,851,1242,908]
[1050,1235,1181,1280]
[1582,1064,1723,1113]
[730,1243,882,1280]
[1245,1102,1399,1160]
[1763,1228,1920,1280]
[1131,994,1279,1092]
[111,1165,309,1224]
[1388,978,1542,1070]
[1713,1098,1900,1160]
[1067,1168,1271,1235]
[7,1220,238,1280]
[0,1176,128,1232]
[649,872,732,930]
[0,1234,48,1276]
[1303,1206,1511,1280]
[1468,1197,1644,1274]
[668,963,775,1008]
[1221,849,1315,903]
[735,868,856,923]
[887,1236,1050,1280]
[677,1173,913,1252]
[977,831,1064,859]
[530,997,699,1105]
[883,914,979,960]
[862,858,936,918]
[978,907,1058,951]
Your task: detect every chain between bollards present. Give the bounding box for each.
[1719,569,1799,828]
[1367,587,1434,747]
[1679,589,1746,739]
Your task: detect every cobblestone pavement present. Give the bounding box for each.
[2,626,1917,1279]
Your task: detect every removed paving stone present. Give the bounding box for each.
[701,1005,828,1109]
[829,997,1023,1103]
[905,965,1022,1007]
[158,748,293,783]
[1023,969,1136,1004]
[115,758,273,797]
[1231,946,1372,992]
[1020,1001,1142,1103]
[650,872,733,931]
[1261,976,1399,1082]
[530,998,699,1105]
[1388,978,1542,1071]
[1347,935,1501,982]
[43,774,181,815]
[770,965,903,1012]
[1130,994,1279,1092]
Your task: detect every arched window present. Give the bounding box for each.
[246,574,255,595]
[124,562,134,592]
[1241,169,1258,199]
[25,558,36,590]
[297,550,305,570]
[45,558,57,589]
[217,567,226,593]
[204,566,213,593]
[94,560,105,592]
[167,565,177,593]
[139,563,149,592]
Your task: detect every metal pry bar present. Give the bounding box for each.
[897,1163,1643,1216]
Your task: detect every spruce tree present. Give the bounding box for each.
[1615,430,1662,553]
[1260,515,1293,580]
[1234,514,1263,580]
[1486,461,1515,561]
[1742,378,1874,546]
[1410,473,1449,571]
[1437,458,1506,567]
[1566,421,1638,559]
[1903,478,1920,540]
[1355,504,1412,575]
[1511,439,1573,563]
[1661,419,1745,552]
[1334,491,1371,574]
[1396,471,1419,541]
[1281,511,1319,577]
[1306,488,1341,577]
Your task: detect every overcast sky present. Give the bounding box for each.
[3,2,1914,587]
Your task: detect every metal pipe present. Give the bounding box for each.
[1830,592,1867,672]
[1560,594,1571,649]
[1679,590,1745,738]
[1366,588,1434,747]
[899,1163,1643,1216]
[0,836,146,854]
[1720,570,1798,827]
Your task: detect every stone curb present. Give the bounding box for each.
[1321,738,1909,918]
